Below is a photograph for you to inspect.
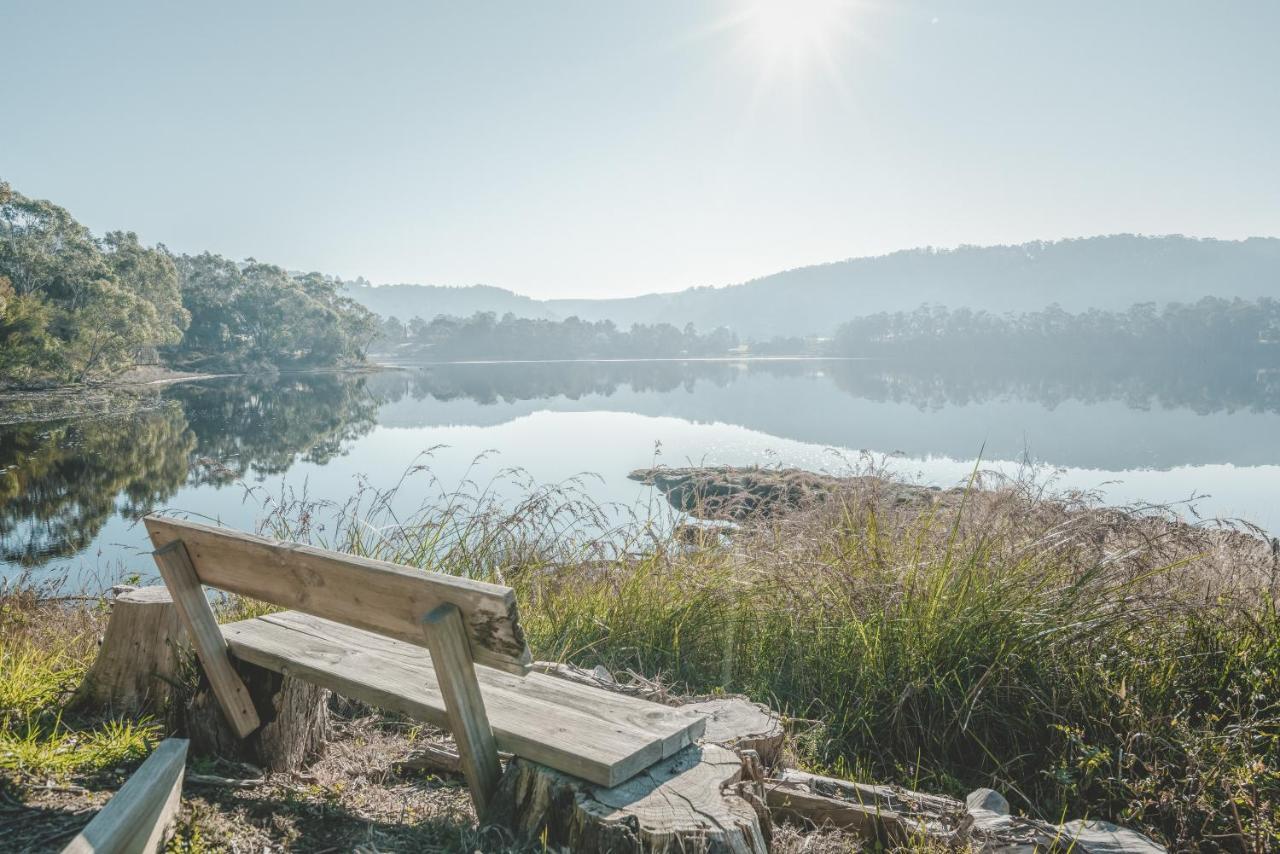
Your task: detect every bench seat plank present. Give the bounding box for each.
[221,611,706,787]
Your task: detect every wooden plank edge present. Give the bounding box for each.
[63,738,188,854]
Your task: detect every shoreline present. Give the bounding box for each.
[0,363,391,426]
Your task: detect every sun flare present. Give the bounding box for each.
[738,0,857,70]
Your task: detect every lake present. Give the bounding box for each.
[3,358,1278,588]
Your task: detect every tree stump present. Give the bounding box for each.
[489,744,767,854]
[182,659,330,773]
[683,698,785,767]
[72,586,186,715]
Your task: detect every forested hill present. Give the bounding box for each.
[345,236,1280,338]
[343,282,555,322]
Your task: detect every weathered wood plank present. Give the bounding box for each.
[422,603,502,817]
[221,611,706,786]
[490,744,768,853]
[144,515,532,674]
[63,738,188,854]
[260,611,703,754]
[152,541,260,738]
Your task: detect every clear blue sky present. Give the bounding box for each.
[3,1,1277,298]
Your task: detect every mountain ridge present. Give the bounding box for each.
[344,235,1280,338]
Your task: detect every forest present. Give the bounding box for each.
[373,311,740,361]
[825,298,1280,366]
[0,183,377,386]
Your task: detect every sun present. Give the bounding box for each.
[737,0,858,71]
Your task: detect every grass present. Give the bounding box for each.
[0,576,163,780]
[259,463,1280,850]
[3,460,1278,850]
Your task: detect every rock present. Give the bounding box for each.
[628,466,851,521]
[966,788,1010,816]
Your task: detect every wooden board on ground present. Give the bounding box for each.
[490,744,767,854]
[143,514,532,674]
[221,610,707,787]
[63,738,188,854]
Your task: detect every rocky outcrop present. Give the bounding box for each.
[629,465,948,521]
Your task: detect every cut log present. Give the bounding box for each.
[683,698,784,767]
[489,744,767,853]
[182,656,329,773]
[71,586,186,716]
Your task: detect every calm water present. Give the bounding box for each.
[3,359,1278,588]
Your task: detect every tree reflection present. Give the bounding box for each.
[170,374,379,480]
[0,373,378,566]
[0,404,195,564]
[366,358,1280,415]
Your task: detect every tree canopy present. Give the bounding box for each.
[374,311,739,361]
[0,183,188,383]
[170,255,376,370]
[0,182,377,385]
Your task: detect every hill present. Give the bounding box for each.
[344,235,1280,338]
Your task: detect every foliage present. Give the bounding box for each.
[170,255,377,370]
[0,579,161,778]
[0,182,189,384]
[826,298,1280,368]
[0,181,377,384]
[374,310,739,360]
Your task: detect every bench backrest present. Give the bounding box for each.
[144,514,532,674]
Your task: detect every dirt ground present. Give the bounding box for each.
[4,711,866,853]
[4,716,502,853]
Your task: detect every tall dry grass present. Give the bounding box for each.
[256,463,1279,850]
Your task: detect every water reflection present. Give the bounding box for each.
[0,375,377,566]
[0,405,195,565]
[1,359,1277,571]
[372,358,1280,416]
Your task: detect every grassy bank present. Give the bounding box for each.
[4,469,1278,850]
[261,470,1279,850]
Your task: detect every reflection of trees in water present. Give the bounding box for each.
[823,360,1280,415]
[367,358,1280,415]
[0,404,195,565]
[169,374,379,481]
[0,374,379,566]
[367,361,743,405]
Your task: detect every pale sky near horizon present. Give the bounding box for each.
[3,1,1278,299]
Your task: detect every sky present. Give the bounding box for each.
[3,1,1278,299]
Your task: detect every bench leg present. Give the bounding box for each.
[422,603,503,819]
[152,541,261,738]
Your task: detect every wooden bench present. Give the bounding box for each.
[143,515,706,817]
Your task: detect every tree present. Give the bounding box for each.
[0,184,188,384]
